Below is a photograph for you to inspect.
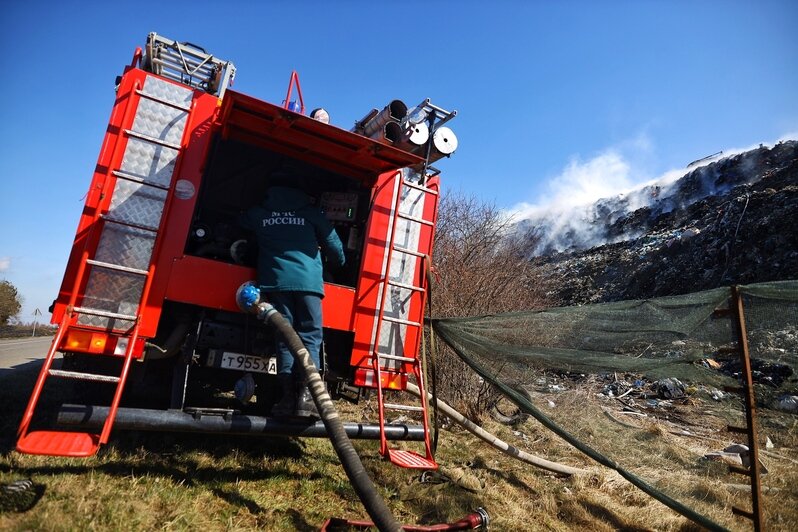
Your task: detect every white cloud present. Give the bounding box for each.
[0,257,9,272]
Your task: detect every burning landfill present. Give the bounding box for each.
[513,140,798,412]
[522,140,798,305]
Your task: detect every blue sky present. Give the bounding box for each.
[1,0,797,322]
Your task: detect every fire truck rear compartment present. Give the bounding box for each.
[153,131,368,408]
[186,134,370,287]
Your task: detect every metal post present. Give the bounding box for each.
[730,285,765,531]
[31,309,41,337]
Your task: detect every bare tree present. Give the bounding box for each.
[426,191,548,416]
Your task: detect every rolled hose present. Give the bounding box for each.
[244,294,401,531]
[406,383,586,477]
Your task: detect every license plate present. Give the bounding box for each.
[218,352,277,374]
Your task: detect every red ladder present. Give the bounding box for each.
[371,175,438,469]
[16,265,155,457]
[16,74,189,457]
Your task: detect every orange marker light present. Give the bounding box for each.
[65,330,92,350]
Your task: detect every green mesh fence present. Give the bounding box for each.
[431,280,798,531]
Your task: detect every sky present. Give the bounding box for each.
[1,0,796,322]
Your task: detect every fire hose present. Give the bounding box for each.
[235,283,403,532]
[406,383,586,477]
[321,508,489,531]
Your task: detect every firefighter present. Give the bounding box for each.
[240,172,345,418]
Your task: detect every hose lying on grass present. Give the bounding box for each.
[406,382,586,477]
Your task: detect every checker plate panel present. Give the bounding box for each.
[77,269,143,330]
[78,74,194,331]
[94,224,156,271]
[142,75,194,107]
[131,98,187,147]
[108,179,167,229]
[119,138,179,186]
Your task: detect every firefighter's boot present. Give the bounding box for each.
[294,382,319,419]
[271,375,295,417]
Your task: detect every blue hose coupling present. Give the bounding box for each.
[235,281,262,313]
[236,281,278,322]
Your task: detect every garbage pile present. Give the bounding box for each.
[527,141,798,305]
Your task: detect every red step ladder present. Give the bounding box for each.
[16,71,192,457]
[16,274,153,457]
[371,175,438,470]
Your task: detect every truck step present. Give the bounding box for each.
[386,449,437,470]
[112,169,171,191]
[16,431,100,457]
[101,215,160,233]
[72,306,137,322]
[382,315,421,327]
[401,180,438,195]
[387,279,424,292]
[48,369,121,383]
[396,212,434,226]
[136,88,192,112]
[86,259,149,276]
[377,353,415,363]
[124,128,182,150]
[392,245,424,258]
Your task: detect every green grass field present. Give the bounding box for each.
[1,360,796,531]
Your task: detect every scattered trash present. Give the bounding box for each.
[705,444,770,473]
[704,451,743,466]
[602,381,628,397]
[775,395,798,413]
[680,227,701,240]
[724,443,749,455]
[654,378,686,399]
[722,359,793,387]
[0,479,44,513]
[709,388,725,401]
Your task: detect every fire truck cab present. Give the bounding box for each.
[17,33,457,466]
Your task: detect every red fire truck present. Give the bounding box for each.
[17,33,457,468]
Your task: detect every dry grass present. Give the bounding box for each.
[1,363,797,531]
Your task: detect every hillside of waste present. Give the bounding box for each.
[524,141,798,305]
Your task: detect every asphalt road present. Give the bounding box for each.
[0,336,56,370]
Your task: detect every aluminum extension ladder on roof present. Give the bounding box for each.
[16,72,193,457]
[370,174,438,470]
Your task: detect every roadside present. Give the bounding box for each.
[0,337,55,371]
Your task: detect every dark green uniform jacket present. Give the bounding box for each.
[240,186,345,297]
